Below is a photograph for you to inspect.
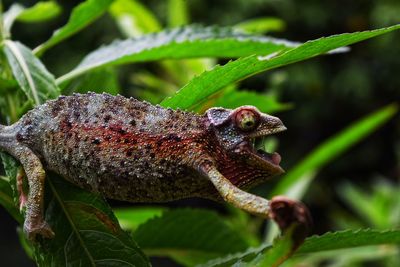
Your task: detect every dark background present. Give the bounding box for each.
[1,0,399,266]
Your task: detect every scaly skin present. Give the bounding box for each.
[0,93,311,241]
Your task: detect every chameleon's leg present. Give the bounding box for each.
[199,163,312,238]
[200,163,271,217]
[13,146,55,241]
[16,167,28,211]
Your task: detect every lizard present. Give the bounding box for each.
[0,92,311,242]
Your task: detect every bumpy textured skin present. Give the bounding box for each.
[16,93,279,201]
[0,93,312,241]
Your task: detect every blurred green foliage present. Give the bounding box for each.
[0,0,399,266]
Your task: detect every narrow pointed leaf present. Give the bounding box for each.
[17,1,61,23]
[3,41,59,105]
[56,25,299,84]
[234,17,286,34]
[34,0,113,55]
[168,0,189,27]
[109,0,161,37]
[161,24,400,109]
[214,89,291,114]
[3,2,61,35]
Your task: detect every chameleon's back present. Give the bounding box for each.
[15,93,217,202]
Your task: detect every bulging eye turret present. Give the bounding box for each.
[235,109,259,131]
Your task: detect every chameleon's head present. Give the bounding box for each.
[206,106,286,178]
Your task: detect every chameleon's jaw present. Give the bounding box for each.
[243,138,285,175]
[234,125,286,176]
[232,140,284,178]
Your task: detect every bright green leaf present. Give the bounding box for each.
[56,25,298,84]
[34,0,113,55]
[234,17,286,34]
[3,40,60,105]
[109,0,161,37]
[114,207,164,231]
[17,1,61,23]
[161,24,400,110]
[134,209,249,266]
[214,88,292,114]
[168,0,189,27]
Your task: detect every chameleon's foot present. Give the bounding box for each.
[269,196,312,248]
[24,220,55,241]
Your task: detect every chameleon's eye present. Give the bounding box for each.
[236,109,259,131]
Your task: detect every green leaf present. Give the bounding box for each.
[66,67,121,96]
[337,181,400,228]
[0,173,21,222]
[214,88,292,114]
[168,0,189,27]
[161,24,400,110]
[132,71,179,103]
[17,1,61,23]
[199,226,299,267]
[3,2,61,35]
[114,207,164,231]
[298,229,400,254]
[34,0,113,55]
[272,103,398,197]
[200,229,400,267]
[33,175,150,267]
[3,40,60,105]
[134,209,249,266]
[0,150,20,207]
[3,4,24,38]
[198,243,269,267]
[56,25,298,84]
[234,17,286,34]
[109,0,161,37]
[253,226,296,267]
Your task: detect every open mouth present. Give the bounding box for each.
[237,125,286,172]
[249,137,282,166]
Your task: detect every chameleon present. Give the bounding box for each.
[0,93,311,241]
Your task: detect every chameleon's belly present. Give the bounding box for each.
[40,131,216,202]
